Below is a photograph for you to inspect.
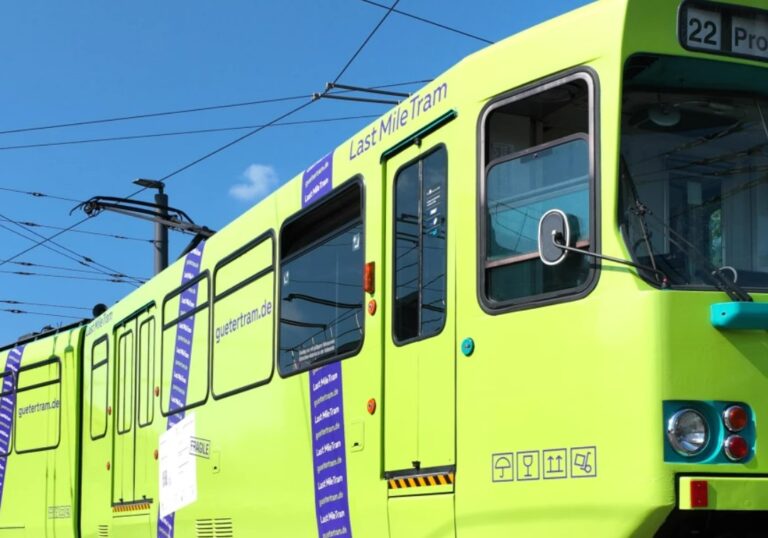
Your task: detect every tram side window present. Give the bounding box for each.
[162,274,210,415]
[279,182,364,375]
[15,357,61,453]
[116,330,134,434]
[90,337,109,440]
[394,146,448,343]
[0,369,14,456]
[138,316,155,427]
[213,233,275,398]
[482,76,593,305]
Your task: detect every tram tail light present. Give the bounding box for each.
[723,435,749,461]
[723,405,748,432]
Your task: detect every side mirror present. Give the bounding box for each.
[538,209,571,266]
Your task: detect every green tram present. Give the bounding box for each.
[2,0,768,535]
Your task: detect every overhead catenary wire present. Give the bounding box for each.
[0,216,153,242]
[7,260,146,280]
[0,215,113,276]
[0,269,142,284]
[0,299,91,312]
[357,0,494,44]
[0,185,81,203]
[0,114,381,152]
[0,308,84,320]
[0,79,430,137]
[138,8,405,192]
[0,221,114,273]
[0,214,143,284]
[3,18,412,273]
[332,0,401,85]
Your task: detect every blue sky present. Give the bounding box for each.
[0,0,591,344]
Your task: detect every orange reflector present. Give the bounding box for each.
[690,480,708,508]
[367,398,377,415]
[367,299,377,316]
[364,262,375,294]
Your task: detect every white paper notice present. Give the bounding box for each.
[158,413,198,518]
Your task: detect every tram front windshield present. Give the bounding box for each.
[620,55,768,290]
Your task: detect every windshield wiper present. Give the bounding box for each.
[620,157,665,285]
[622,157,752,302]
[653,215,752,301]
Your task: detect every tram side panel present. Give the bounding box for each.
[0,327,82,538]
[160,177,388,536]
[453,43,659,534]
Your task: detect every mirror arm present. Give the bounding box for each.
[554,239,669,288]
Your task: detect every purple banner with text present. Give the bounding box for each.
[302,152,333,208]
[310,362,352,538]
[157,243,205,538]
[0,345,24,509]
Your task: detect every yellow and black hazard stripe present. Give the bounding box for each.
[112,501,151,513]
[387,470,455,490]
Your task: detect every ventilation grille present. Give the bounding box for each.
[98,524,109,537]
[196,518,234,538]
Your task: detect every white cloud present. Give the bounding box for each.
[229,164,280,202]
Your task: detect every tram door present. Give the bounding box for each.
[112,307,156,529]
[384,142,456,537]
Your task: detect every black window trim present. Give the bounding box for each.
[476,68,601,314]
[14,355,62,454]
[111,303,156,429]
[90,334,110,441]
[277,177,366,379]
[211,230,276,400]
[391,142,449,347]
[160,270,211,417]
[116,327,135,435]
[137,314,156,428]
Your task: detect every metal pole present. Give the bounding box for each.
[154,188,169,275]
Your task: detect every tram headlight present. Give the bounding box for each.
[667,409,709,456]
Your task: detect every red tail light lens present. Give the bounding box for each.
[723,405,748,432]
[723,435,749,461]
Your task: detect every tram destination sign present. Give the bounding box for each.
[679,1,768,62]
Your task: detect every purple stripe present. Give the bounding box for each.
[310,362,352,538]
[157,244,205,538]
[0,345,24,509]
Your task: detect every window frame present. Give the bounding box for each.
[619,53,768,293]
[391,143,449,346]
[137,315,156,428]
[476,68,601,314]
[14,355,62,454]
[211,230,276,400]
[277,177,366,378]
[115,328,135,435]
[160,270,211,417]
[90,335,110,441]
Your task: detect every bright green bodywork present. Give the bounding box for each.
[2,0,768,536]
